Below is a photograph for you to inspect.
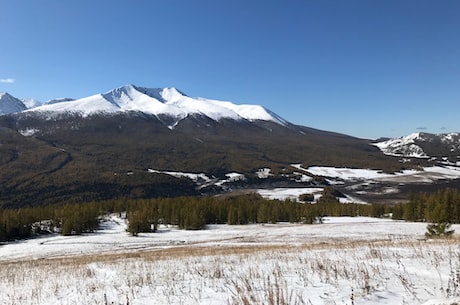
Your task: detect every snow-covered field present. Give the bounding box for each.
[257,187,323,202]
[1,216,460,305]
[297,165,460,184]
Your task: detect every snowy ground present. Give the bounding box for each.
[256,187,364,203]
[1,216,460,305]
[257,187,324,202]
[297,165,460,184]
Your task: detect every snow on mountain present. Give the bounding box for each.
[21,98,42,109]
[0,92,27,114]
[374,132,428,158]
[440,132,460,152]
[375,132,460,159]
[442,132,460,142]
[45,97,74,105]
[30,93,120,116]
[25,84,288,125]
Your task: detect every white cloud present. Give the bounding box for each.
[0,78,15,84]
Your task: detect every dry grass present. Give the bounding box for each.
[5,234,460,267]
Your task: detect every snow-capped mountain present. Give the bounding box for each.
[0,92,27,115]
[375,132,460,161]
[21,98,42,109]
[374,133,428,158]
[25,84,288,126]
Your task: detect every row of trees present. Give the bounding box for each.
[2,188,459,241]
[0,192,390,241]
[127,194,323,235]
[0,203,101,241]
[126,193,389,235]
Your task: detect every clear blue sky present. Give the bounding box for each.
[1,0,459,139]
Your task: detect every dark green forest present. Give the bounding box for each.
[392,187,460,223]
[1,188,459,242]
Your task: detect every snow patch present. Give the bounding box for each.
[257,187,323,201]
[306,166,391,180]
[304,165,460,183]
[256,168,272,178]
[147,169,211,183]
[224,172,246,182]
[18,128,39,136]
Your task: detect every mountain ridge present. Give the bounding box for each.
[375,132,460,162]
[20,84,288,127]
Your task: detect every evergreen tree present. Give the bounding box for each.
[422,189,457,238]
[426,222,454,238]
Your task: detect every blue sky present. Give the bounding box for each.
[1,0,459,139]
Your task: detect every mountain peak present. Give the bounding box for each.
[374,133,427,158]
[160,87,186,100]
[22,84,288,126]
[0,92,27,115]
[21,98,42,109]
[0,92,14,100]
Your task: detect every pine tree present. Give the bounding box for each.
[425,190,455,238]
[426,222,454,238]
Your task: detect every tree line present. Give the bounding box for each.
[0,192,391,241]
[0,202,102,241]
[391,188,460,223]
[2,188,459,242]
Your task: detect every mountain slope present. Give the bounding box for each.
[0,112,405,207]
[0,93,27,115]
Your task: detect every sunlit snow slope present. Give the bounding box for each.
[374,133,428,158]
[26,84,288,125]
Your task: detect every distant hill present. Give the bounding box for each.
[374,132,460,162]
